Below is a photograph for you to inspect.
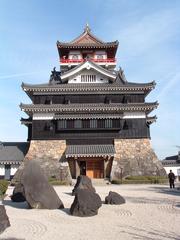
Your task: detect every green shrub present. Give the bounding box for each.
[48,176,69,185]
[49,180,69,186]
[111,176,168,184]
[0,180,9,197]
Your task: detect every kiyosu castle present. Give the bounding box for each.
[17,25,165,182]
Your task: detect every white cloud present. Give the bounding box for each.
[115,8,180,59]
[157,71,180,99]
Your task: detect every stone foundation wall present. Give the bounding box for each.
[13,140,72,184]
[111,139,166,180]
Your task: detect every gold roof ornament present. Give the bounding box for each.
[84,23,91,32]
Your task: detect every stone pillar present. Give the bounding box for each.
[13,140,72,184]
[111,138,166,180]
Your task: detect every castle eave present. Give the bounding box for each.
[20,102,158,116]
[66,144,115,158]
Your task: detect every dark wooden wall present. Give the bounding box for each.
[31,119,150,140]
[33,94,145,104]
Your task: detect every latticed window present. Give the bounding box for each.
[105,119,112,128]
[72,55,79,59]
[74,119,82,128]
[97,54,104,59]
[90,119,97,128]
[57,120,67,129]
[81,75,96,83]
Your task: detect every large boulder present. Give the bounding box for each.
[21,160,64,209]
[0,205,10,234]
[11,183,26,202]
[105,191,125,205]
[70,189,102,217]
[72,175,96,195]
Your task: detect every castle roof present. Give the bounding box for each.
[20,102,158,116]
[60,60,117,82]
[57,24,119,57]
[22,81,155,97]
[57,24,118,49]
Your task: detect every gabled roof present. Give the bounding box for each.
[70,24,104,45]
[57,24,118,48]
[61,60,116,82]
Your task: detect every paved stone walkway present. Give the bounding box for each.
[1,184,180,240]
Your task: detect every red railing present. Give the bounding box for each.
[60,58,116,63]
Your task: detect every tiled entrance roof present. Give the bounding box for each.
[66,144,115,158]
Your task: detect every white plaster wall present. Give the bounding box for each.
[33,113,54,120]
[68,50,107,60]
[69,51,81,59]
[94,51,107,59]
[123,112,146,119]
[11,165,19,175]
[0,164,19,177]
[163,166,180,177]
[0,165,5,176]
[68,69,109,84]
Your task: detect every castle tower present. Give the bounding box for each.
[19,25,165,181]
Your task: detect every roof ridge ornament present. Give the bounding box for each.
[84,23,91,33]
[118,67,127,82]
[49,67,61,85]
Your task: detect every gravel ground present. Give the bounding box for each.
[1,184,180,240]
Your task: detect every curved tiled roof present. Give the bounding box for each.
[57,25,118,50]
[22,81,155,94]
[66,144,115,158]
[20,102,158,116]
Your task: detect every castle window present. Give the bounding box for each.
[97,54,104,59]
[74,119,82,128]
[81,75,96,82]
[72,55,79,59]
[57,120,67,129]
[90,119,97,128]
[105,119,112,128]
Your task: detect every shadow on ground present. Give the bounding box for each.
[118,225,180,240]
[148,186,180,197]
[3,200,29,209]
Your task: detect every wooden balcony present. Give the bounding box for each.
[60,58,116,64]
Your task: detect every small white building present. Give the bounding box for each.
[0,142,29,180]
[162,151,180,181]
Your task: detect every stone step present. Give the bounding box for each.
[71,178,111,186]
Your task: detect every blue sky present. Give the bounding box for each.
[0,0,180,159]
